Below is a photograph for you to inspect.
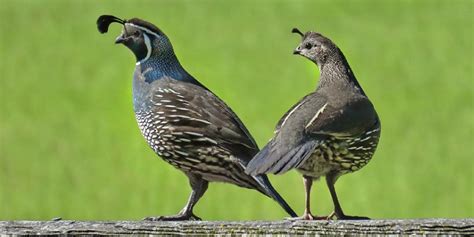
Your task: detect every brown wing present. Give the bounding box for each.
[303,96,378,138]
[151,78,259,163]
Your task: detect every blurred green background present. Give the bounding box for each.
[0,0,472,220]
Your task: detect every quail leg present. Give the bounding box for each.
[326,173,369,220]
[144,174,208,221]
[288,176,328,220]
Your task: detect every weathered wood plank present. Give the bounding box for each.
[1,219,472,235]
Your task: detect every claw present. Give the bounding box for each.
[330,211,370,220]
[326,211,336,220]
[303,214,329,220]
[143,213,201,221]
[286,212,329,221]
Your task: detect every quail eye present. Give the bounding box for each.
[133,31,140,37]
[304,43,312,49]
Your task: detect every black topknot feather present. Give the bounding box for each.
[291,28,304,37]
[97,15,125,34]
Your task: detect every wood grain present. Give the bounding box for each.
[1,219,472,235]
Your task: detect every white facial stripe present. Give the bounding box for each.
[126,23,161,38]
[136,33,152,65]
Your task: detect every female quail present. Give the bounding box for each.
[246,28,381,220]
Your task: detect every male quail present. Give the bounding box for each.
[96,15,296,220]
[246,28,381,220]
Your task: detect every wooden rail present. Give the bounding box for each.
[1,219,473,235]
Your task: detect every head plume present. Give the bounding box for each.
[291,28,304,37]
[97,15,125,33]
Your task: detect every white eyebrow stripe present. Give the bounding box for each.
[126,23,161,39]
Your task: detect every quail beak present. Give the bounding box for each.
[293,48,301,55]
[115,33,126,44]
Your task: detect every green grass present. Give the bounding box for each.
[0,0,472,220]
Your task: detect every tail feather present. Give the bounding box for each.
[246,140,318,176]
[272,141,318,174]
[252,174,297,217]
[245,142,274,175]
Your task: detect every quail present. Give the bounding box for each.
[246,28,381,220]
[96,15,297,220]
